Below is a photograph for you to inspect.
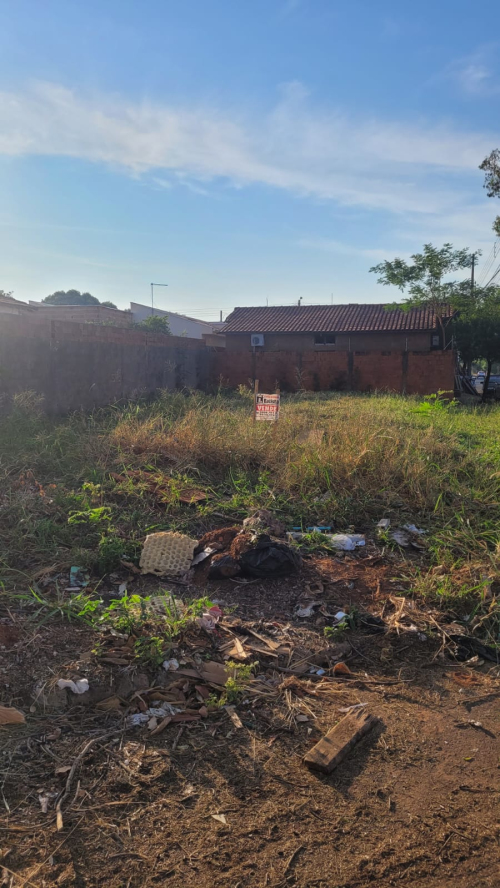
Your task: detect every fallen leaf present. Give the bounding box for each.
[333,662,352,676]
[211,814,227,824]
[96,696,122,711]
[225,705,243,729]
[150,715,173,736]
[55,765,71,776]
[0,705,25,725]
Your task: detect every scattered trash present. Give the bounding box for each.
[376,519,391,531]
[162,658,180,672]
[118,582,127,596]
[38,791,58,814]
[208,554,241,579]
[68,566,90,589]
[125,701,181,729]
[449,634,499,664]
[403,524,425,535]
[211,813,227,825]
[334,611,347,621]
[325,533,365,551]
[239,536,302,578]
[303,709,378,774]
[196,606,223,631]
[140,531,197,577]
[192,547,216,566]
[56,679,89,695]
[390,530,410,547]
[0,705,25,725]
[295,601,322,618]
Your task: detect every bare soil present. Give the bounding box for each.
[1,552,499,888]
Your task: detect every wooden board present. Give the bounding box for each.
[303,710,377,774]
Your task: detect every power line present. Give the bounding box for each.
[484,260,500,287]
[478,240,499,286]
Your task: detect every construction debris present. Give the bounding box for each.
[140,531,197,576]
[303,710,378,774]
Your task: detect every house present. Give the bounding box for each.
[212,303,456,395]
[129,303,223,339]
[0,295,35,316]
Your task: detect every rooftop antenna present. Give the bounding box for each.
[150,282,168,316]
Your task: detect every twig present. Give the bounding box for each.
[172,726,184,752]
[283,845,304,875]
[17,818,83,888]
[55,732,114,831]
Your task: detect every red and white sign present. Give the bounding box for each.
[255,392,280,422]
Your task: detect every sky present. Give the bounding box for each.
[1,0,499,319]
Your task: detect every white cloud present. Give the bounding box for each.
[0,79,498,228]
[443,46,500,97]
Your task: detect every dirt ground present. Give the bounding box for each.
[1,551,499,888]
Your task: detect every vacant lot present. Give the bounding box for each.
[0,391,499,887]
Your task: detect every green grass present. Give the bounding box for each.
[1,389,500,617]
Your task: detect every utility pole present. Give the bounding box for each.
[150,282,169,316]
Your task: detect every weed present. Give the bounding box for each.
[10,586,102,627]
[220,660,257,704]
[134,635,166,668]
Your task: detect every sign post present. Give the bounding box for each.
[255,391,280,422]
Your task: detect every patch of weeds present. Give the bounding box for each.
[134,635,166,668]
[412,392,457,416]
[68,506,113,527]
[97,534,140,575]
[324,607,359,640]
[220,660,257,705]
[11,586,102,627]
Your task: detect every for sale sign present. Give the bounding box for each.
[255,392,280,422]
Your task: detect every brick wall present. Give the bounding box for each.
[212,348,455,396]
[0,315,208,413]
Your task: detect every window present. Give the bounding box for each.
[430,334,440,349]
[314,333,336,345]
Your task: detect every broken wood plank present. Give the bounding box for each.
[303,710,377,774]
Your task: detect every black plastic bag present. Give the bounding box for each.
[239,536,302,578]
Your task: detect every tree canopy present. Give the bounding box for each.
[479,149,500,238]
[453,286,500,400]
[137,315,171,334]
[369,243,476,333]
[42,290,116,309]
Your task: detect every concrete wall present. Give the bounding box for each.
[225,330,435,352]
[28,303,133,326]
[0,315,208,413]
[212,347,455,396]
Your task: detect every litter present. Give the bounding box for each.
[192,547,216,566]
[333,662,352,676]
[208,554,241,579]
[163,658,180,672]
[376,519,391,531]
[196,606,223,631]
[0,704,25,725]
[239,536,302,578]
[295,601,322,618]
[334,611,347,621]
[140,531,197,577]
[448,634,499,664]
[325,533,365,551]
[38,791,58,814]
[403,524,426,535]
[68,566,90,589]
[390,530,410,547]
[57,679,89,695]
[211,814,227,825]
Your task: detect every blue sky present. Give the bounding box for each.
[1,0,499,318]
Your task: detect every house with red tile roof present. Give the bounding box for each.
[212,303,456,395]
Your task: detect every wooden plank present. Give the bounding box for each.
[303,710,377,774]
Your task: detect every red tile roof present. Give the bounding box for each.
[222,303,454,334]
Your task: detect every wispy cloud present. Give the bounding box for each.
[297,237,390,261]
[443,46,500,97]
[0,79,497,229]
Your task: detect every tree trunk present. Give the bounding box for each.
[481,359,493,403]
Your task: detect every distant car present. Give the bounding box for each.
[475,374,500,398]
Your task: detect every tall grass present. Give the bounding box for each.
[1,390,500,593]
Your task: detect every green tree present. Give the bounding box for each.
[453,286,500,402]
[479,149,500,238]
[138,315,171,334]
[369,243,477,340]
[43,289,100,306]
[100,300,118,309]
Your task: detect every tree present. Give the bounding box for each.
[369,243,477,340]
[479,149,500,237]
[453,286,500,402]
[0,290,14,300]
[43,289,100,306]
[100,300,118,309]
[137,315,171,334]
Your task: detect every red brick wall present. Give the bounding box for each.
[212,348,455,396]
